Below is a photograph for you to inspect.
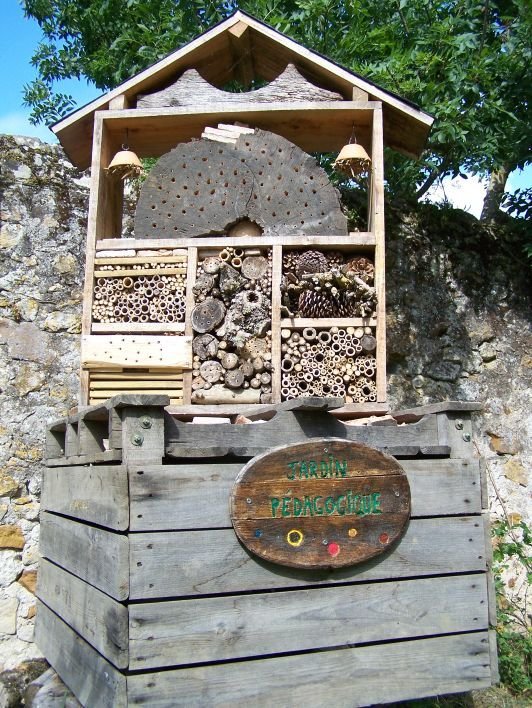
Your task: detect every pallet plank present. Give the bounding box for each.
[129,458,480,531]
[37,559,129,669]
[81,334,192,369]
[42,465,129,530]
[129,516,486,599]
[40,512,129,601]
[165,411,447,458]
[129,574,487,669]
[127,632,492,707]
[35,601,126,708]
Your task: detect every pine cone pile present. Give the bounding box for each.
[344,256,374,283]
[295,250,329,278]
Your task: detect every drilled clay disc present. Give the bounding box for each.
[134,129,347,238]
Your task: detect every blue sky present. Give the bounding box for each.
[1,0,529,217]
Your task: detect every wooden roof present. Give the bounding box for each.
[52,10,433,170]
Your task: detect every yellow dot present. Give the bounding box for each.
[287,529,304,547]
[348,528,358,538]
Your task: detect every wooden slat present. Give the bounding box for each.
[90,389,184,397]
[46,449,122,467]
[94,256,187,264]
[92,322,185,333]
[96,234,376,250]
[90,380,183,390]
[127,632,491,706]
[42,465,129,530]
[182,246,198,406]
[128,458,481,532]
[129,516,486,599]
[91,372,185,380]
[81,334,192,369]
[37,560,129,669]
[271,244,282,402]
[94,267,186,277]
[35,601,126,708]
[40,512,129,601]
[129,574,487,670]
[281,317,377,328]
[164,411,447,458]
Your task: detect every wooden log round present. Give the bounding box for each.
[199,360,224,384]
[191,298,226,333]
[134,129,347,238]
[241,256,268,280]
[192,334,219,360]
[225,369,245,389]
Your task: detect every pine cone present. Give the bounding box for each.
[326,251,344,269]
[298,290,338,317]
[296,250,329,278]
[344,256,374,283]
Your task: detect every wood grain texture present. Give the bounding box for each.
[230,439,410,569]
[134,128,347,239]
[37,559,129,669]
[42,465,129,530]
[95,234,375,250]
[164,411,447,458]
[129,573,487,669]
[128,457,481,532]
[81,334,192,369]
[35,601,126,708]
[127,632,491,707]
[129,516,486,599]
[40,512,129,601]
[137,64,343,109]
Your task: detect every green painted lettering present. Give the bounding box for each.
[324,496,335,514]
[372,492,382,514]
[299,461,309,479]
[303,496,314,516]
[281,497,291,517]
[361,495,372,515]
[320,460,329,478]
[271,497,280,517]
[286,461,298,480]
[308,460,318,479]
[337,495,346,515]
[313,496,323,515]
[335,459,348,477]
[293,497,302,517]
[353,494,363,515]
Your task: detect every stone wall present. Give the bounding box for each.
[0,135,529,675]
[0,135,88,669]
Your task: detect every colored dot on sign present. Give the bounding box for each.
[348,528,358,538]
[327,542,340,557]
[287,529,304,547]
[379,533,389,544]
[254,529,262,538]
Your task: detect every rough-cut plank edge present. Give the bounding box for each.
[128,574,488,670]
[46,449,122,467]
[42,465,129,530]
[166,403,389,419]
[128,517,487,599]
[137,64,343,109]
[126,632,492,707]
[35,601,126,708]
[392,401,483,423]
[489,629,500,684]
[40,512,130,601]
[483,511,498,628]
[95,234,376,249]
[37,559,129,669]
[128,457,481,532]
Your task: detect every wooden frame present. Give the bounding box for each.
[80,105,387,413]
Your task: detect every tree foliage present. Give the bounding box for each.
[22,0,531,206]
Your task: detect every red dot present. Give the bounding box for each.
[379,533,389,544]
[327,542,340,557]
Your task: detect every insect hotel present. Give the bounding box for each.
[36,11,498,707]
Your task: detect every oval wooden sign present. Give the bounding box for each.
[230,438,411,569]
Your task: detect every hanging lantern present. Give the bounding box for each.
[107,145,143,180]
[333,141,371,179]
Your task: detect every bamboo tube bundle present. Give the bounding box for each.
[92,270,187,324]
[280,326,378,403]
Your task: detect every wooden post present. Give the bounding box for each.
[370,105,386,403]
